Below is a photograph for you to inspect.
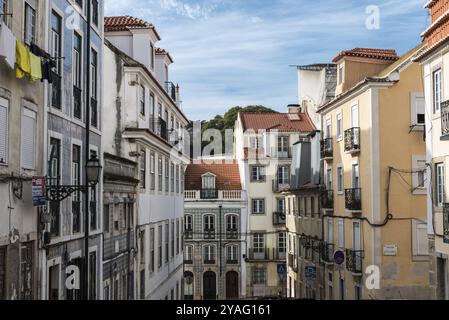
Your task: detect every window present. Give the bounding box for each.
[227,245,238,263]
[176,165,180,194]
[149,228,155,272]
[336,113,343,140]
[326,119,332,139]
[252,199,265,214]
[150,152,155,191]
[73,32,82,119]
[337,219,344,249]
[339,278,345,300]
[1,0,9,25]
[171,221,175,258]
[278,233,286,254]
[203,245,215,264]
[204,215,215,238]
[253,233,265,253]
[75,0,83,10]
[433,69,442,113]
[0,98,7,165]
[251,166,265,182]
[252,268,266,285]
[21,108,36,169]
[202,174,215,190]
[226,215,238,235]
[139,85,146,116]
[436,163,445,207]
[51,11,62,109]
[158,225,163,268]
[176,219,180,255]
[140,230,145,263]
[352,164,360,188]
[327,218,333,243]
[149,94,155,131]
[140,151,146,189]
[103,204,110,233]
[185,245,193,263]
[92,0,99,26]
[72,145,81,234]
[24,3,36,45]
[412,156,427,192]
[326,168,333,190]
[89,252,97,300]
[158,157,163,191]
[411,93,425,126]
[48,138,61,236]
[165,223,169,263]
[89,150,98,231]
[278,166,290,185]
[165,159,169,192]
[170,162,175,192]
[250,136,261,149]
[185,215,193,238]
[278,136,289,156]
[337,166,343,193]
[338,63,344,85]
[412,220,428,256]
[91,49,98,128]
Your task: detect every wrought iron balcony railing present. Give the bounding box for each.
[273,212,286,226]
[201,189,218,199]
[185,230,193,240]
[204,259,216,265]
[73,86,82,119]
[321,138,333,159]
[344,127,361,153]
[226,258,239,265]
[444,203,449,243]
[226,229,238,240]
[346,249,364,274]
[150,116,168,141]
[184,258,193,265]
[442,101,449,138]
[321,189,334,209]
[321,242,334,263]
[273,179,291,193]
[345,188,362,211]
[203,229,216,240]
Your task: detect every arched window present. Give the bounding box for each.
[184,245,193,264]
[226,245,239,264]
[203,245,216,264]
[184,271,194,300]
[185,215,193,239]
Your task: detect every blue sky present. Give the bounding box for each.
[105,0,429,121]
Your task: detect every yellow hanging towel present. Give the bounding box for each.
[16,40,31,79]
[29,52,42,81]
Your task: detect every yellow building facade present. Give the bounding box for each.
[317,46,430,300]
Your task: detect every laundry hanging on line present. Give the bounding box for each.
[0,23,16,69]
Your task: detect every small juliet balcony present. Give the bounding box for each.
[346,249,364,275]
[273,179,291,193]
[273,212,286,226]
[200,189,218,199]
[345,188,362,212]
[320,189,334,210]
[344,127,361,154]
[204,229,216,240]
[442,101,449,140]
[321,242,334,264]
[320,138,333,160]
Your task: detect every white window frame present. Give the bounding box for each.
[337,219,344,249]
[336,112,343,141]
[412,219,428,258]
[337,165,344,194]
[338,63,344,85]
[412,156,427,195]
[410,92,425,128]
[436,163,445,207]
[24,2,36,45]
[21,106,37,170]
[433,68,443,114]
[252,199,265,214]
[0,97,9,165]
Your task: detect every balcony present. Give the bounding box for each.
[344,127,360,154]
[273,212,286,226]
[204,229,216,240]
[204,259,216,265]
[185,190,246,201]
[165,81,177,101]
[321,243,334,264]
[185,230,193,240]
[442,101,449,139]
[184,258,193,265]
[246,248,270,261]
[346,249,364,274]
[73,86,82,119]
[226,229,238,240]
[273,180,291,193]
[345,188,362,212]
[150,116,168,141]
[51,72,62,109]
[271,147,292,159]
[201,189,218,199]
[226,258,239,265]
[320,138,333,160]
[320,190,334,210]
[444,204,449,243]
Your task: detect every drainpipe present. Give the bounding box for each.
[83,0,92,301]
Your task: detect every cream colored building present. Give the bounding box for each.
[234,109,315,298]
[317,46,430,300]
[415,0,449,300]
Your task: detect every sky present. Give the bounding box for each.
[105,0,430,121]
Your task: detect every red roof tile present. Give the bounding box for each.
[239,112,316,133]
[104,16,161,39]
[185,162,241,190]
[333,48,399,63]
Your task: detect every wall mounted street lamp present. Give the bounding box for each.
[46,155,102,202]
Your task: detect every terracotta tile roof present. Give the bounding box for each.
[333,48,399,63]
[104,16,161,40]
[155,47,174,63]
[239,112,316,133]
[185,162,241,190]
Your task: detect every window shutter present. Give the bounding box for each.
[415,222,428,256]
[0,100,8,164]
[21,108,36,169]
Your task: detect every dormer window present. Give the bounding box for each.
[202,173,216,190]
[201,173,217,199]
[338,63,344,85]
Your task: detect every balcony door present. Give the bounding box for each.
[226,271,239,300]
[203,271,217,300]
[352,164,360,189]
[351,105,360,146]
[278,136,289,157]
[278,166,290,185]
[353,221,361,251]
